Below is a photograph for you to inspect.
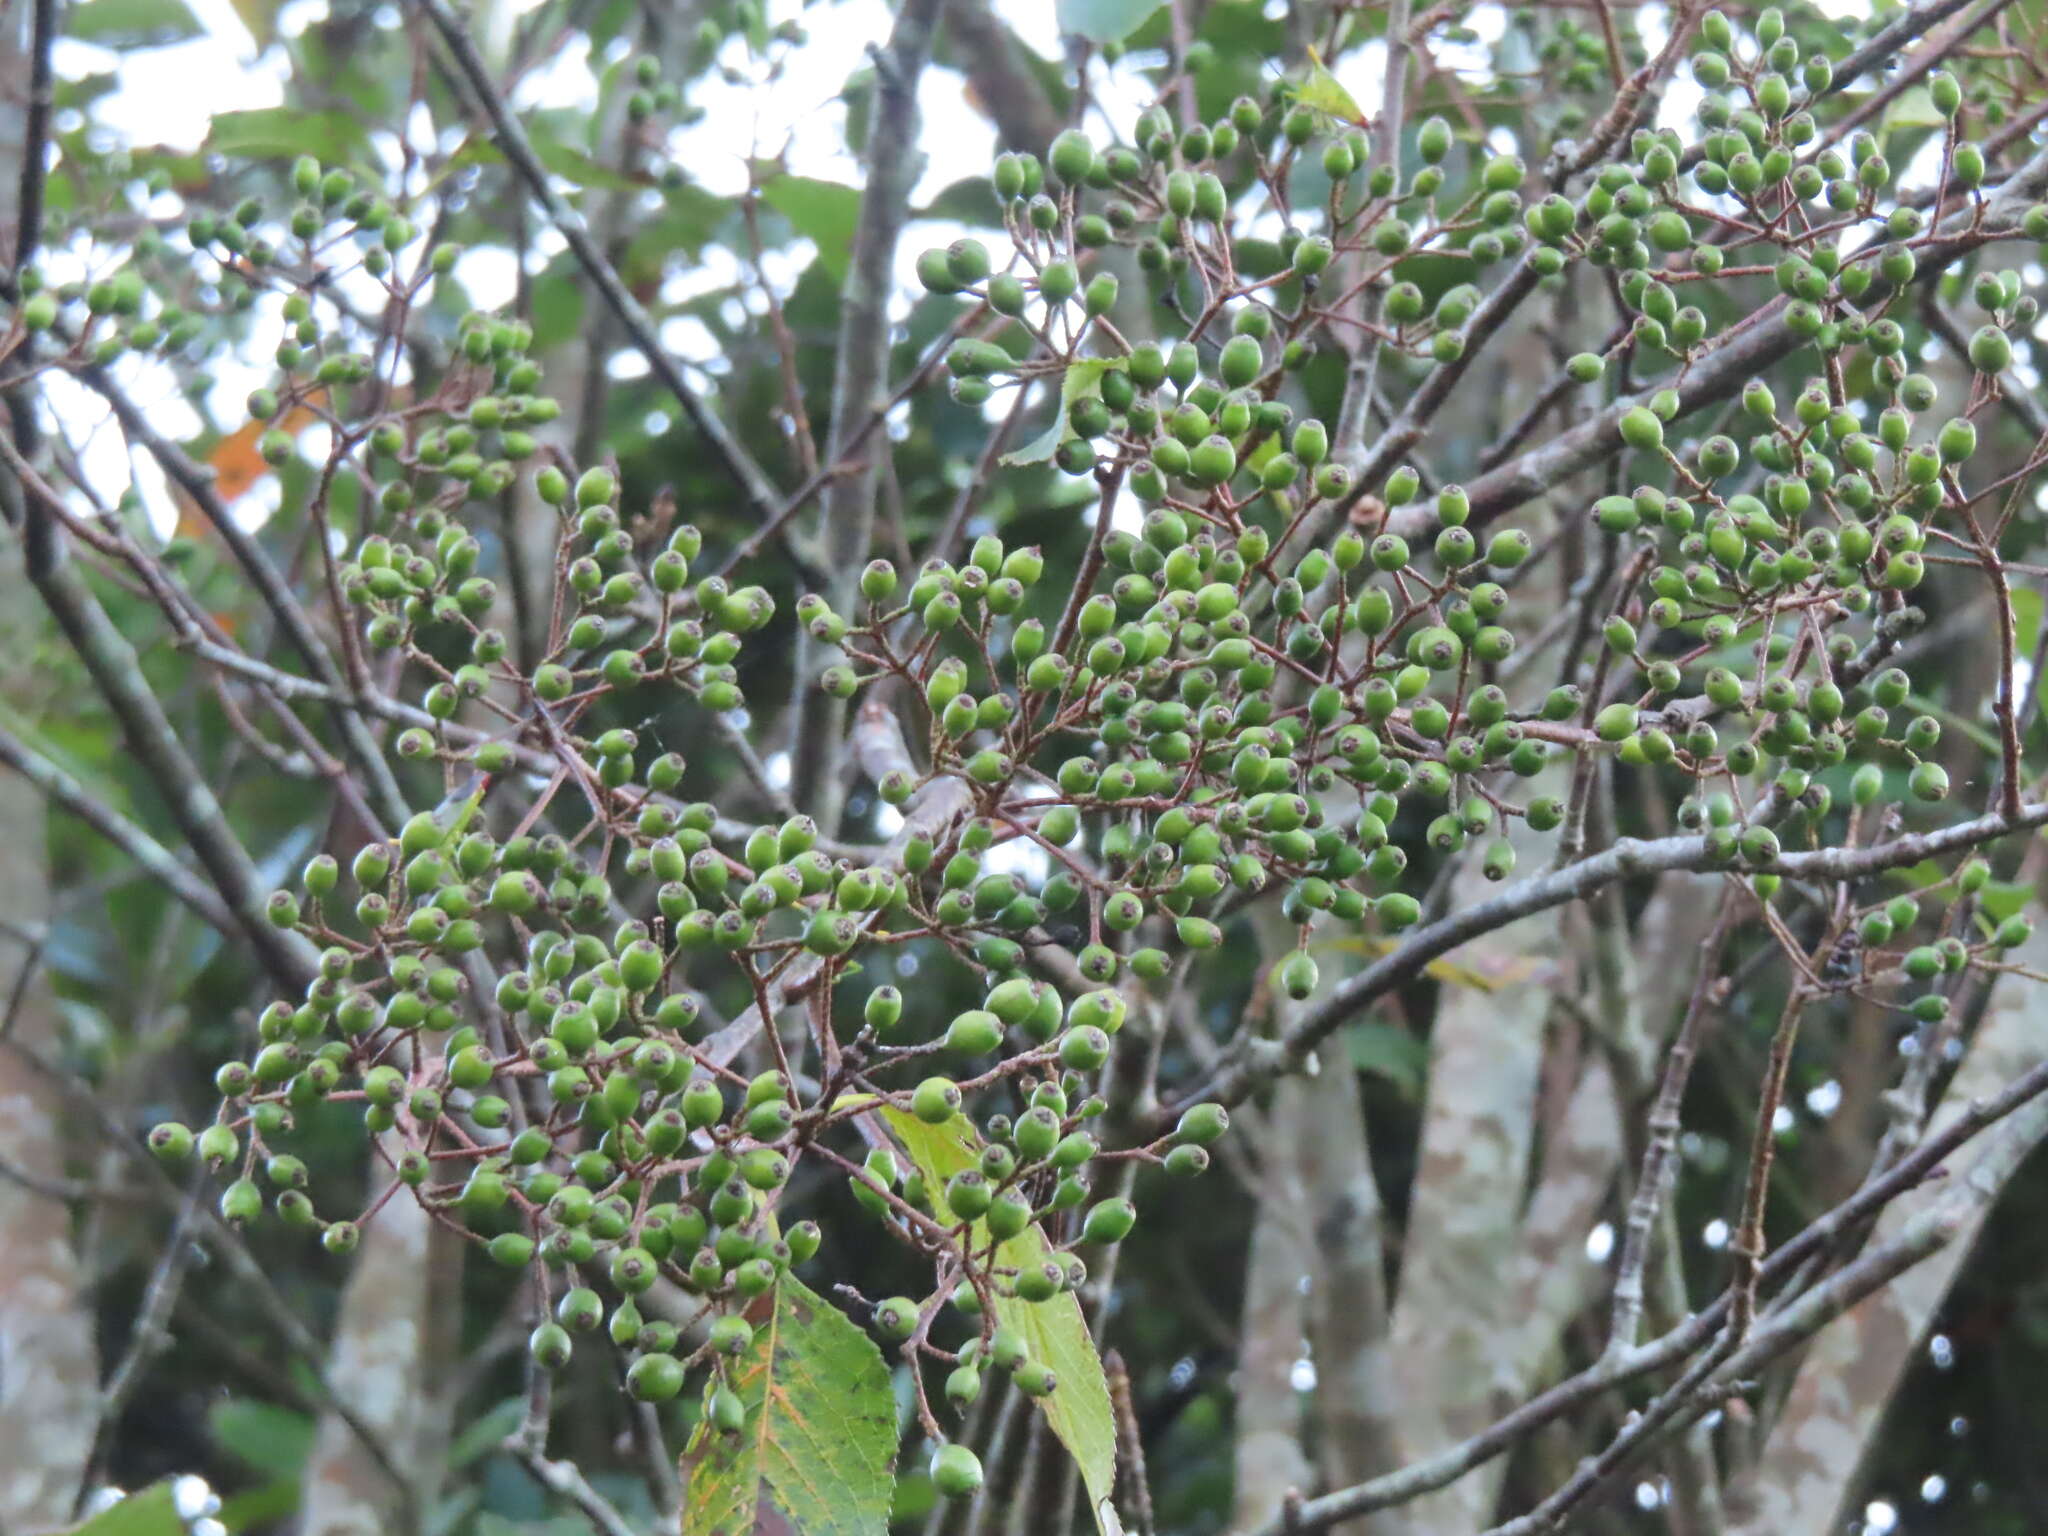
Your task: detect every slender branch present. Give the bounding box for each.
[412,0,816,583]
[1172,797,2048,1118]
[4,1036,413,1497]
[74,1176,207,1516]
[1483,1054,2048,1536]
[1251,1043,2048,1536]
[1729,981,1816,1339]
[1436,142,2048,538]
[0,483,317,989]
[47,354,410,832]
[0,717,237,933]
[1332,0,1412,461]
[788,0,948,827]
[10,0,55,275]
[1605,891,1737,1358]
[509,1446,642,1536]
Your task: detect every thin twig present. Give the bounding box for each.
[412,0,814,581]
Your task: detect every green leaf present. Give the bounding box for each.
[209,1397,315,1475]
[681,1272,897,1536]
[1345,1020,1429,1097]
[527,268,588,356]
[529,125,643,192]
[65,1484,184,1536]
[1002,357,1125,468]
[225,0,283,49]
[445,1395,526,1470]
[1056,0,1163,45]
[1294,48,1367,125]
[65,0,202,49]
[1979,880,2033,925]
[621,184,732,289]
[759,175,864,284]
[879,1106,1119,1533]
[2014,586,2041,662]
[205,108,371,167]
[1392,251,1480,305]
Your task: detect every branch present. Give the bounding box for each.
[694,700,971,1069]
[1605,893,1737,1357]
[412,0,815,582]
[509,1446,642,1536]
[10,0,55,275]
[1725,910,2048,1532]
[0,495,317,990]
[1438,142,2048,538]
[1172,797,2048,1118]
[74,1177,208,1517]
[943,0,1063,156]
[787,0,947,827]
[0,716,237,933]
[5,1036,413,1496]
[53,354,411,831]
[1250,1028,2048,1536]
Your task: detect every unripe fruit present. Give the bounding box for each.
[932,1444,984,1499]
[873,1296,919,1340]
[1969,325,2013,374]
[1619,407,1664,453]
[911,1076,961,1124]
[627,1353,685,1401]
[1082,1197,1137,1244]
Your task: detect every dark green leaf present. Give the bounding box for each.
[1345,1020,1430,1097]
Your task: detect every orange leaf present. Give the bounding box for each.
[171,392,326,542]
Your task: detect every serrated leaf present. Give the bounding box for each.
[64,1484,183,1536]
[1295,47,1368,125]
[759,175,864,284]
[66,0,203,49]
[1001,357,1125,467]
[681,1273,896,1536]
[1056,0,1162,45]
[205,108,371,167]
[878,1107,1118,1532]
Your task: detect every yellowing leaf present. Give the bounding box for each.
[1296,48,1368,126]
[1311,933,1515,993]
[878,1106,1118,1531]
[172,396,324,541]
[681,1273,896,1536]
